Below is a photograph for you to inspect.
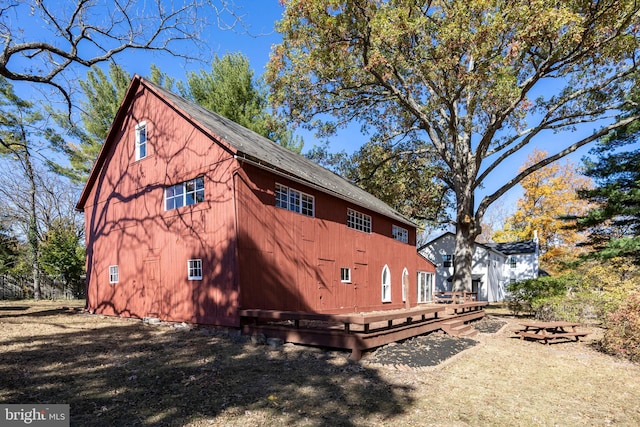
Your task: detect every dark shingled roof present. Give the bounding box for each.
[143,78,415,227]
[487,240,537,255]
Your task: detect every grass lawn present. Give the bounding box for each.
[1,300,639,426]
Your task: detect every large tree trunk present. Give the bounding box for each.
[452,221,474,292]
[451,185,480,293]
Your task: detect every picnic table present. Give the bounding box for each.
[516,321,589,344]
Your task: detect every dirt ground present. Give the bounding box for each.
[1,300,639,426]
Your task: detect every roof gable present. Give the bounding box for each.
[487,240,537,255]
[76,76,414,227]
[420,232,536,255]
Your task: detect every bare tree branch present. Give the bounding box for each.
[476,113,640,223]
[0,0,240,110]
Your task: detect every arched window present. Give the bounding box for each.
[402,268,409,302]
[381,265,391,302]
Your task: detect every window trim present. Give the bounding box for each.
[392,225,409,243]
[381,265,391,302]
[135,121,147,161]
[347,208,372,233]
[443,254,454,268]
[402,268,409,302]
[165,176,205,211]
[340,267,351,283]
[188,259,203,281]
[275,183,315,217]
[509,256,517,269]
[109,265,119,284]
[417,271,433,303]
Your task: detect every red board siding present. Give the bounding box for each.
[83,85,240,326]
[235,164,434,315]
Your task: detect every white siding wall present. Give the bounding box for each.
[419,234,456,292]
[421,233,539,302]
[503,253,539,284]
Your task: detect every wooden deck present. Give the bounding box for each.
[239,302,488,360]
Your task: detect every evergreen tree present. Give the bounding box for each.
[184,53,303,153]
[49,63,130,182]
[573,87,640,260]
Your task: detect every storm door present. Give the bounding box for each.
[417,271,433,303]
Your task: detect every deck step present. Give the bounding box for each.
[458,328,479,338]
[441,319,478,338]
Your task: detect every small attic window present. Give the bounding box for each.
[135,122,147,160]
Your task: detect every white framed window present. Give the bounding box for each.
[392,225,408,243]
[135,122,147,160]
[443,254,454,267]
[510,256,517,268]
[188,259,202,280]
[417,271,433,303]
[275,183,314,217]
[109,265,119,284]
[340,267,351,283]
[402,268,409,302]
[347,208,372,233]
[165,176,205,210]
[381,265,391,302]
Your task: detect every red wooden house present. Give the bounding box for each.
[76,75,436,327]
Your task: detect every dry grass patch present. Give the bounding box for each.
[1,300,639,426]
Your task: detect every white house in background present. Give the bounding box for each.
[418,232,540,302]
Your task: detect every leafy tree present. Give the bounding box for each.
[184,53,304,152]
[493,149,592,265]
[304,139,450,229]
[267,0,640,291]
[341,141,451,229]
[0,0,237,111]
[304,141,350,172]
[0,225,18,274]
[149,64,177,91]
[40,219,85,297]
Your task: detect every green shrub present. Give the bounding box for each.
[506,276,568,317]
[601,292,640,363]
[533,291,605,323]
